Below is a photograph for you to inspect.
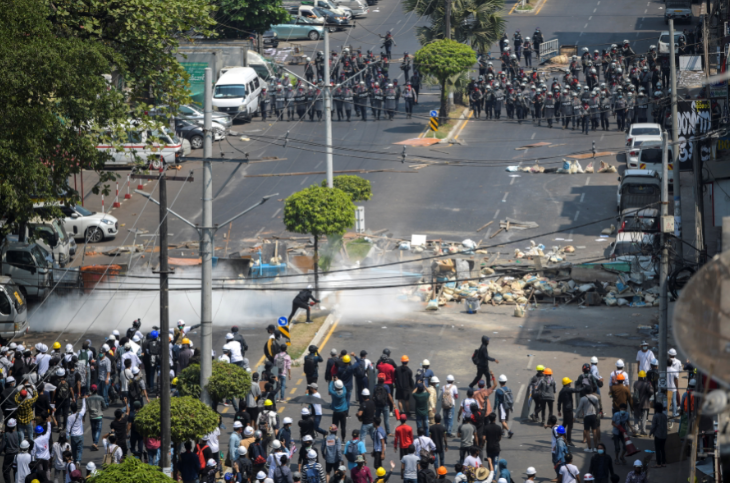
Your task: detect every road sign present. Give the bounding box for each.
[279,324,292,345]
[278,316,288,327]
[430,110,438,117]
[429,117,439,131]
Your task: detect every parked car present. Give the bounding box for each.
[618,208,660,233]
[263,30,279,48]
[616,169,661,212]
[174,119,204,150]
[608,231,660,278]
[313,6,350,29]
[177,104,233,129]
[212,67,266,122]
[658,31,682,55]
[34,203,119,243]
[96,124,183,168]
[625,123,661,146]
[270,16,326,41]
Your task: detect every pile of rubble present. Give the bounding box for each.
[507,160,617,174]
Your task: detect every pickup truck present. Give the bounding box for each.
[0,276,29,336]
[665,0,692,24]
[0,240,54,299]
[616,169,662,213]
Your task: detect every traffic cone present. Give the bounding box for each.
[620,425,640,456]
[395,408,401,420]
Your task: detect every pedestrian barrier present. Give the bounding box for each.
[101,194,105,214]
[539,39,559,62]
[113,181,121,208]
[124,174,132,199]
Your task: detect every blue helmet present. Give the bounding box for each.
[150,330,159,339]
[35,425,44,434]
[556,425,566,435]
[224,473,234,481]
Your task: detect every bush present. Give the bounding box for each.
[177,362,252,402]
[87,457,175,483]
[321,175,373,202]
[134,396,218,443]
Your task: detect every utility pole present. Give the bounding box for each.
[200,68,214,405]
[669,19,684,262]
[445,0,451,39]
[158,173,172,474]
[324,28,333,189]
[659,132,670,412]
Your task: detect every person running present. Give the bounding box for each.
[469,337,498,389]
[494,375,514,438]
[575,391,600,453]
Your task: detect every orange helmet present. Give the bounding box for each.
[437,467,448,476]
[616,373,625,381]
[401,355,409,363]
[182,338,191,345]
[544,368,553,375]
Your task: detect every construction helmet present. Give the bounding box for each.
[616,373,625,381]
[401,355,409,362]
[182,338,191,345]
[638,370,647,378]
[544,368,553,375]
[562,377,572,386]
[437,467,448,476]
[536,365,545,372]
[264,399,274,407]
[53,342,61,350]
[342,355,351,363]
[172,377,178,386]
[377,468,387,477]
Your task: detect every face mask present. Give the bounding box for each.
[597,449,604,454]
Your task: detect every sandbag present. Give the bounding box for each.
[514,305,526,317]
[585,162,594,173]
[426,299,439,310]
[598,160,617,173]
[563,245,575,253]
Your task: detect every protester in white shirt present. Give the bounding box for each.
[33,422,53,469]
[15,441,32,483]
[103,435,124,464]
[206,425,221,464]
[66,398,87,463]
[413,430,436,456]
[121,345,142,370]
[666,348,683,416]
[559,455,581,483]
[636,342,655,374]
[223,334,244,365]
[609,360,629,387]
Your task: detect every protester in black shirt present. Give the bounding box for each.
[482,413,502,468]
[429,414,447,469]
[104,406,130,456]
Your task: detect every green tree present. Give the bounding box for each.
[321,175,373,202]
[177,362,251,403]
[0,0,215,229]
[284,186,355,293]
[214,0,290,37]
[414,40,476,122]
[88,456,175,482]
[134,396,219,443]
[402,0,504,54]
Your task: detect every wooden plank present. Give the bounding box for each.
[476,220,494,233]
[490,227,504,239]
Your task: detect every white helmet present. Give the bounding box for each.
[590,356,598,364]
[308,449,317,459]
[86,462,97,471]
[422,359,430,366]
[272,440,282,449]
[668,348,677,356]
[334,380,344,389]
[303,435,313,442]
[226,333,234,340]
[257,472,267,480]
[633,460,642,468]
[446,375,455,382]
[526,468,537,476]
[361,388,370,396]
[430,376,440,384]
[301,408,310,416]
[498,374,508,382]
[112,330,120,336]
[525,37,530,41]
[283,417,293,424]
[584,474,595,481]
[238,446,248,455]
[616,359,625,368]
[20,440,30,450]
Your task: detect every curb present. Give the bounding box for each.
[442,107,471,144]
[292,313,337,366]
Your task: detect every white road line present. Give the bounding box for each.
[589,15,593,19]
[600,133,605,141]
[510,177,516,185]
[644,8,648,13]
[525,355,534,369]
[255,227,265,237]
[580,193,585,203]
[314,161,323,169]
[574,210,580,221]
[537,324,544,340]
[579,32,584,37]
[597,1,600,4]
[584,23,588,28]
[636,32,640,37]
[531,132,536,139]
[272,207,282,219]
[516,383,526,404]
[502,192,509,202]
[300,176,309,185]
[493,209,500,219]
[397,19,402,24]
[585,176,591,186]
[568,230,574,238]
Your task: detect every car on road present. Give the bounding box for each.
[658,31,682,55]
[176,104,233,130]
[174,119,205,150]
[618,208,660,233]
[96,124,183,168]
[636,141,674,186]
[608,231,660,278]
[625,123,661,146]
[313,6,350,29]
[270,16,326,41]
[35,204,119,243]
[263,30,279,48]
[616,169,661,212]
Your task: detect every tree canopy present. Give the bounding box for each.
[87,456,175,483]
[321,176,373,202]
[284,186,356,238]
[177,362,252,402]
[214,0,290,37]
[134,396,219,443]
[0,0,215,228]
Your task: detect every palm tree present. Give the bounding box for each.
[403,0,505,53]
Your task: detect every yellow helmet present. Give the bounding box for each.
[562,377,572,386]
[182,338,191,345]
[342,355,351,363]
[172,377,178,386]
[53,342,61,350]
[638,370,647,378]
[376,468,387,477]
[536,365,545,372]
[264,399,274,407]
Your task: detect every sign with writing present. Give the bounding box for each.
[710,80,728,98]
[181,62,209,105]
[676,100,712,170]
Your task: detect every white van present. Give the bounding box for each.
[212,67,265,122]
[96,124,183,168]
[333,0,368,16]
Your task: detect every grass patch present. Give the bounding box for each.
[346,238,372,261]
[516,4,534,9]
[289,314,329,360]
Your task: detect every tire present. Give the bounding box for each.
[308,30,320,40]
[86,226,104,243]
[273,41,279,48]
[190,135,204,149]
[328,27,335,33]
[150,157,163,170]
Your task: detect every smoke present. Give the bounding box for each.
[28,263,415,335]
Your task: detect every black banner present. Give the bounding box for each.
[676,99,712,171]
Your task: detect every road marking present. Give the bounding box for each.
[255,227,265,237]
[297,378,303,385]
[584,23,588,28]
[516,383,526,404]
[315,161,323,169]
[579,32,583,37]
[509,2,518,14]
[535,0,548,15]
[644,8,647,13]
[589,15,593,19]
[537,324,544,340]
[272,207,282,219]
[397,19,401,24]
[290,388,297,394]
[221,406,229,413]
[510,176,516,185]
[600,134,605,141]
[502,192,509,202]
[597,1,600,4]
[454,111,474,140]
[585,176,591,186]
[525,355,534,369]
[493,209,500,219]
[300,176,309,185]
[531,132,536,139]
[580,193,585,203]
[574,210,580,221]
[316,315,342,360]
[636,31,640,37]
[278,407,286,413]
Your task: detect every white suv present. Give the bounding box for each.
[58,205,119,243]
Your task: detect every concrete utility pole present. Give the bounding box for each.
[158,174,172,474]
[659,133,670,412]
[324,28,333,189]
[669,19,683,262]
[445,0,451,39]
[200,68,214,405]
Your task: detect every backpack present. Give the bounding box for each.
[471,350,479,365]
[441,385,455,409]
[274,466,292,483]
[196,443,209,469]
[374,385,389,407]
[101,446,118,466]
[536,378,549,399]
[148,339,161,356]
[274,355,286,373]
[354,359,366,379]
[303,355,316,376]
[498,387,514,410]
[55,380,70,401]
[418,437,433,461]
[305,464,320,483]
[249,442,265,464]
[345,440,359,463]
[128,378,142,400]
[418,468,437,483]
[578,374,598,395]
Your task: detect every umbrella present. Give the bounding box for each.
[288,395,332,409]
